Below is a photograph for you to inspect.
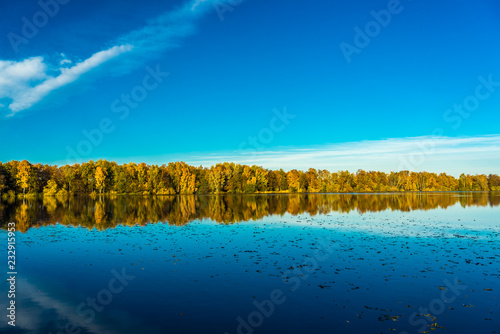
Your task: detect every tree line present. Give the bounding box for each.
[0,159,499,197]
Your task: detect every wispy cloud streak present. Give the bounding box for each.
[180,135,500,176]
[50,135,500,176]
[116,0,216,55]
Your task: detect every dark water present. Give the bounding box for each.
[0,193,499,334]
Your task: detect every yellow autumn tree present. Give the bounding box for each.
[16,160,32,195]
[95,167,107,194]
[180,165,196,194]
[286,169,301,192]
[209,165,226,193]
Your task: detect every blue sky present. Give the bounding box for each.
[0,0,499,175]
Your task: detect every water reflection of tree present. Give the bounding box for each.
[1,192,498,232]
[15,203,31,232]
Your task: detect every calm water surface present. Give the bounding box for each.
[0,193,499,334]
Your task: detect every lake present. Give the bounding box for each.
[1,192,499,334]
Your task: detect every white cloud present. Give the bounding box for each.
[0,57,47,99]
[178,135,500,176]
[2,45,133,115]
[59,53,72,65]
